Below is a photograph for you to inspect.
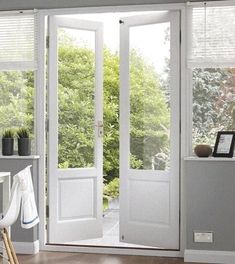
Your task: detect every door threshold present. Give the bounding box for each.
[50,243,162,250]
[43,243,182,257]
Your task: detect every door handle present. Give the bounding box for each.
[97,121,103,137]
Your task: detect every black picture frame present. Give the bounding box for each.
[213,131,235,158]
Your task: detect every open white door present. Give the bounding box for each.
[48,16,103,243]
[120,11,180,249]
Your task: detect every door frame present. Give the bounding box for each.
[36,3,188,257]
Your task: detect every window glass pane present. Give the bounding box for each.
[129,23,171,171]
[57,27,96,169]
[192,68,235,147]
[0,71,34,150]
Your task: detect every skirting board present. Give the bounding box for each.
[0,240,39,254]
[13,240,39,254]
[184,249,235,263]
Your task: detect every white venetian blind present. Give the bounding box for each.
[0,11,37,71]
[187,5,235,68]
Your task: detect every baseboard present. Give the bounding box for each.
[13,240,39,254]
[184,249,235,263]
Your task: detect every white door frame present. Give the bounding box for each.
[36,3,188,256]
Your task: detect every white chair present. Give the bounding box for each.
[0,172,21,264]
[0,165,39,264]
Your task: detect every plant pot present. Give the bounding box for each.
[194,144,212,157]
[2,138,14,156]
[18,138,31,156]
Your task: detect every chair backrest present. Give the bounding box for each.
[0,176,21,228]
[0,165,39,229]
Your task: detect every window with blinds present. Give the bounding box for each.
[188,4,235,150]
[187,5,235,68]
[0,12,37,71]
[0,11,37,151]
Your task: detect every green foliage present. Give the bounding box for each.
[16,127,30,138]
[103,178,119,198]
[129,50,170,170]
[2,129,14,138]
[130,154,143,169]
[57,39,96,169]
[0,32,170,184]
[0,71,34,139]
[103,48,120,179]
[57,40,170,178]
[192,68,235,146]
[103,197,109,211]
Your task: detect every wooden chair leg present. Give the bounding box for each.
[4,228,19,264]
[2,229,14,264]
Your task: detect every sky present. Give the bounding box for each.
[60,11,170,76]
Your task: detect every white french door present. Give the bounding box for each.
[48,16,103,243]
[119,11,180,249]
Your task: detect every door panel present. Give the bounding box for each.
[48,16,103,243]
[119,11,180,249]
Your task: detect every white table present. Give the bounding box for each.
[0,172,11,264]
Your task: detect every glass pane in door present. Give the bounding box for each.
[129,22,170,171]
[57,27,96,169]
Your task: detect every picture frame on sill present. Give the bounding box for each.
[213,131,235,158]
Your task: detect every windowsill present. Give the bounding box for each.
[0,155,40,160]
[184,156,235,161]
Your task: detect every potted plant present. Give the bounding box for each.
[2,129,15,156]
[17,128,31,156]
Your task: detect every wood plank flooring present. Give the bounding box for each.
[17,252,206,264]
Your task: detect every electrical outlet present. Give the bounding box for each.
[194,231,213,243]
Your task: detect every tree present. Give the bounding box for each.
[0,33,170,182]
[129,50,170,170]
[192,68,235,146]
[58,43,96,168]
[0,71,34,136]
[103,48,119,179]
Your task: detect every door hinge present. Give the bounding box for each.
[121,235,124,240]
[46,119,49,132]
[179,119,181,135]
[46,35,49,49]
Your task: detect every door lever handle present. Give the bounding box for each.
[97,121,103,137]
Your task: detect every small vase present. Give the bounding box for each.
[194,144,212,157]
[18,138,31,156]
[2,138,14,156]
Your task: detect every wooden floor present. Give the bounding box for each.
[17,252,205,264]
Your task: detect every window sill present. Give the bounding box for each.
[184,156,235,162]
[0,155,40,160]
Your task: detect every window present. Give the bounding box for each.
[188,5,235,148]
[0,11,37,151]
[192,67,235,146]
